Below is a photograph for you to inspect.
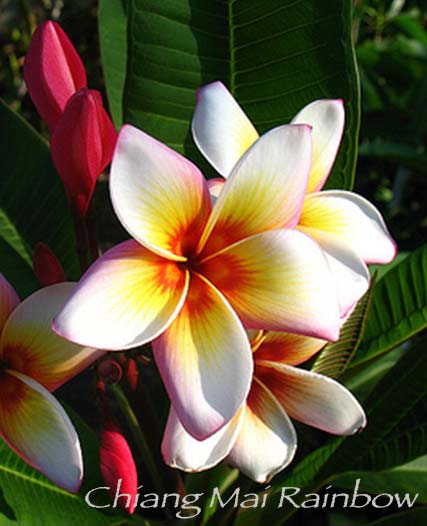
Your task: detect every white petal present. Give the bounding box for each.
[299,191,397,264]
[0,370,82,492]
[256,362,367,435]
[161,406,243,472]
[192,81,259,177]
[228,378,297,483]
[292,99,345,193]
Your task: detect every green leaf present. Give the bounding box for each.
[234,333,427,526]
[124,0,360,190]
[312,277,376,378]
[334,454,427,504]
[390,14,427,47]
[0,100,79,297]
[359,141,427,174]
[351,244,427,368]
[99,0,128,129]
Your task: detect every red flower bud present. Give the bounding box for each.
[100,420,138,514]
[24,21,87,131]
[32,242,66,286]
[50,88,117,218]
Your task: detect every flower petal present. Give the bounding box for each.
[255,331,326,366]
[192,81,259,178]
[311,232,371,316]
[200,229,341,341]
[51,88,117,218]
[0,273,20,335]
[153,272,253,440]
[110,125,211,261]
[228,378,297,483]
[53,240,189,350]
[198,124,312,256]
[299,191,397,264]
[207,177,226,206]
[0,283,102,391]
[256,362,367,435]
[23,21,87,131]
[0,370,82,492]
[161,406,243,472]
[291,99,345,193]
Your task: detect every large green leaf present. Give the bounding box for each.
[232,333,427,526]
[123,0,359,189]
[0,101,79,297]
[334,454,427,504]
[99,0,128,129]
[350,244,427,367]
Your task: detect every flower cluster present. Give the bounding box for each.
[0,21,397,498]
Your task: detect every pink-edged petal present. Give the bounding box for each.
[161,406,243,472]
[110,125,211,262]
[255,331,326,366]
[53,240,188,350]
[198,125,312,256]
[228,378,297,483]
[0,370,82,492]
[207,177,226,205]
[200,229,341,341]
[153,272,253,440]
[0,283,102,391]
[299,191,397,264]
[292,99,345,193]
[311,232,371,316]
[256,362,366,435]
[0,273,20,335]
[192,82,259,178]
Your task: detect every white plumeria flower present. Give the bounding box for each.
[0,274,102,492]
[162,330,366,483]
[192,82,397,316]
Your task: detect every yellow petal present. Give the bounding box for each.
[0,370,82,492]
[255,331,326,366]
[54,240,189,350]
[299,191,397,264]
[200,229,341,341]
[198,124,312,256]
[111,125,211,261]
[153,272,252,440]
[0,283,102,391]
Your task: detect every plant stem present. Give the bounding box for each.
[109,384,172,513]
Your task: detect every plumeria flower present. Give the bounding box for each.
[162,330,366,483]
[0,274,102,492]
[192,82,397,316]
[54,123,343,440]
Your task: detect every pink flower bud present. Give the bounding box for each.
[100,420,138,514]
[50,88,118,218]
[24,21,87,131]
[32,242,66,286]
